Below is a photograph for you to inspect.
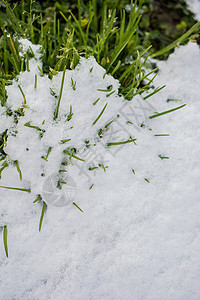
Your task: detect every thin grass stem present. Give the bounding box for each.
[149,104,186,119]
[39,202,47,231]
[73,202,83,212]
[54,65,66,120]
[107,138,137,146]
[93,103,108,125]
[3,225,8,258]
[0,186,31,192]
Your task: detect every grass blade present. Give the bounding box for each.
[2,0,25,36]
[3,225,8,258]
[107,138,137,146]
[37,65,44,76]
[39,202,47,232]
[63,150,85,162]
[0,186,31,192]
[151,21,200,58]
[69,11,87,47]
[18,84,26,106]
[54,65,66,120]
[93,103,108,125]
[154,134,170,136]
[34,74,37,89]
[15,160,22,181]
[61,139,71,143]
[143,85,166,100]
[24,122,42,131]
[149,104,186,119]
[93,98,100,105]
[33,195,42,203]
[107,13,142,72]
[73,202,83,212]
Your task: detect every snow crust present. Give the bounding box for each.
[0,39,200,299]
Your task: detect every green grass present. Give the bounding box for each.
[149,104,186,119]
[63,150,85,162]
[107,138,137,146]
[93,103,108,125]
[0,0,199,101]
[0,185,31,192]
[41,147,52,162]
[39,201,47,231]
[73,202,83,212]
[54,64,66,120]
[3,225,8,257]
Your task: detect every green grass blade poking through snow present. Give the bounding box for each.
[37,66,44,76]
[143,85,166,100]
[93,98,100,105]
[15,160,22,181]
[63,150,85,162]
[107,138,137,146]
[18,84,26,106]
[93,103,108,125]
[154,134,170,137]
[54,65,66,120]
[149,104,186,119]
[34,74,37,89]
[0,185,31,192]
[41,147,52,162]
[73,202,83,212]
[3,225,8,258]
[33,195,42,203]
[39,202,47,232]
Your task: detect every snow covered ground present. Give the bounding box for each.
[0,11,200,300]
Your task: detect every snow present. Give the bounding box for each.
[0,40,200,300]
[185,0,200,21]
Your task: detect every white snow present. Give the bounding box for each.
[185,0,200,21]
[0,38,200,299]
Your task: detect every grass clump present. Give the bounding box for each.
[0,0,199,94]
